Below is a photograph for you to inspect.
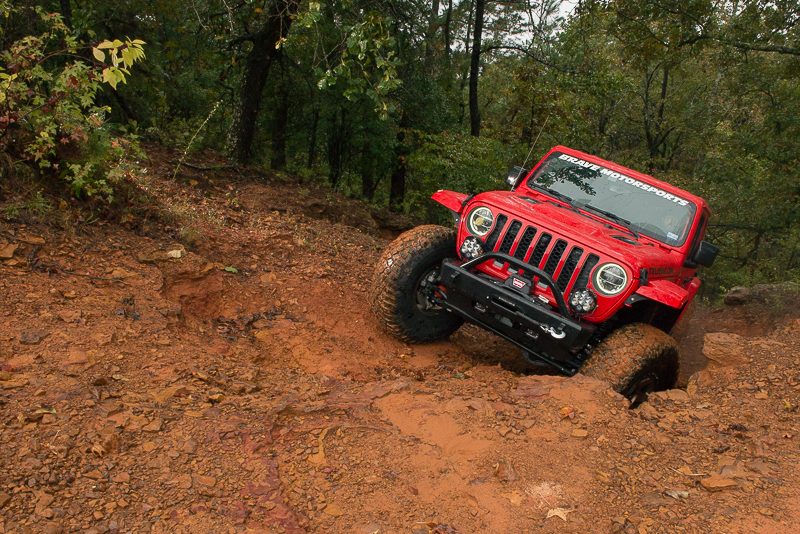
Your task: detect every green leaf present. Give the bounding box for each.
[223,266,238,273]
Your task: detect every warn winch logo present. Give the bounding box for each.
[512,278,526,289]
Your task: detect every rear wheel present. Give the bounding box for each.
[581,323,679,402]
[370,225,464,343]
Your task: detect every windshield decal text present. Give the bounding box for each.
[557,154,690,207]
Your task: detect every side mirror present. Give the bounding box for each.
[506,165,528,190]
[692,240,719,268]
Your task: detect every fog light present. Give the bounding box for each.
[460,236,484,259]
[569,288,597,314]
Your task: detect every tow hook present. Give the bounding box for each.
[541,325,566,339]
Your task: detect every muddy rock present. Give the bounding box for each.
[700,476,738,492]
[19,330,48,345]
[702,333,746,367]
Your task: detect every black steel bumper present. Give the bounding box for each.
[432,252,595,375]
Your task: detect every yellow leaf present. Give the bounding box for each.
[92,48,105,62]
[102,68,117,89]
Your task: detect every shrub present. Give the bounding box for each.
[0,4,145,201]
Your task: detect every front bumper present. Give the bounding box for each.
[430,252,595,375]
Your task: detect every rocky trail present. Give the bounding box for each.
[1,147,800,534]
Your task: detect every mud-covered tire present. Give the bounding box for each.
[370,225,464,343]
[580,323,679,398]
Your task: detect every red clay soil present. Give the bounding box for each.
[1,146,799,534]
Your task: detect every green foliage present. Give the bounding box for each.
[405,131,510,218]
[298,5,401,118]
[0,3,146,201]
[92,38,147,90]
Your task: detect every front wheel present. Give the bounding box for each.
[580,323,679,401]
[370,225,464,343]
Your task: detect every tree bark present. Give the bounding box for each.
[307,107,319,169]
[425,0,441,63]
[271,53,288,170]
[227,0,299,165]
[458,0,474,126]
[327,108,346,188]
[444,0,453,60]
[469,0,485,137]
[59,0,73,29]
[389,123,409,212]
[360,154,376,200]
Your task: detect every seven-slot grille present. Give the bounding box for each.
[482,217,598,296]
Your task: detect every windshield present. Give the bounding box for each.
[525,152,697,246]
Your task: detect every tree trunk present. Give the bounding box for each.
[59,0,73,29]
[425,0,441,63]
[458,0,474,126]
[307,107,319,169]
[271,53,289,170]
[227,0,299,165]
[327,109,345,188]
[469,0,485,137]
[360,154,376,200]
[389,125,408,212]
[444,0,453,60]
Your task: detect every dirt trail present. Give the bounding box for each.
[1,148,799,534]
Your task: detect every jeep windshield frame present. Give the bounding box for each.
[524,152,697,247]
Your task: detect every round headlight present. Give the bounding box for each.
[466,207,494,237]
[593,263,628,296]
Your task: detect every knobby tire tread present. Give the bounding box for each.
[581,323,679,394]
[370,225,463,343]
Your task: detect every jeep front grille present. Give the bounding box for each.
[574,254,599,289]
[543,239,568,276]
[556,246,584,291]
[513,227,537,261]
[484,214,508,250]
[528,233,551,267]
[498,220,522,254]
[479,216,602,298]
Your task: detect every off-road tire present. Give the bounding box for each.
[581,323,679,398]
[371,225,464,343]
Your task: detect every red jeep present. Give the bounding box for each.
[371,146,718,400]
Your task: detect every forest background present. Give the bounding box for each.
[1,0,799,297]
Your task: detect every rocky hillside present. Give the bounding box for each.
[1,148,799,534]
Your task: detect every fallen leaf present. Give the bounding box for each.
[560,406,575,420]
[546,507,573,521]
[501,490,524,506]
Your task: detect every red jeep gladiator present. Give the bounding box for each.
[371,146,718,400]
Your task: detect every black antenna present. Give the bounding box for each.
[521,116,549,171]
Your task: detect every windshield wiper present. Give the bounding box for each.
[528,184,580,213]
[577,203,640,239]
